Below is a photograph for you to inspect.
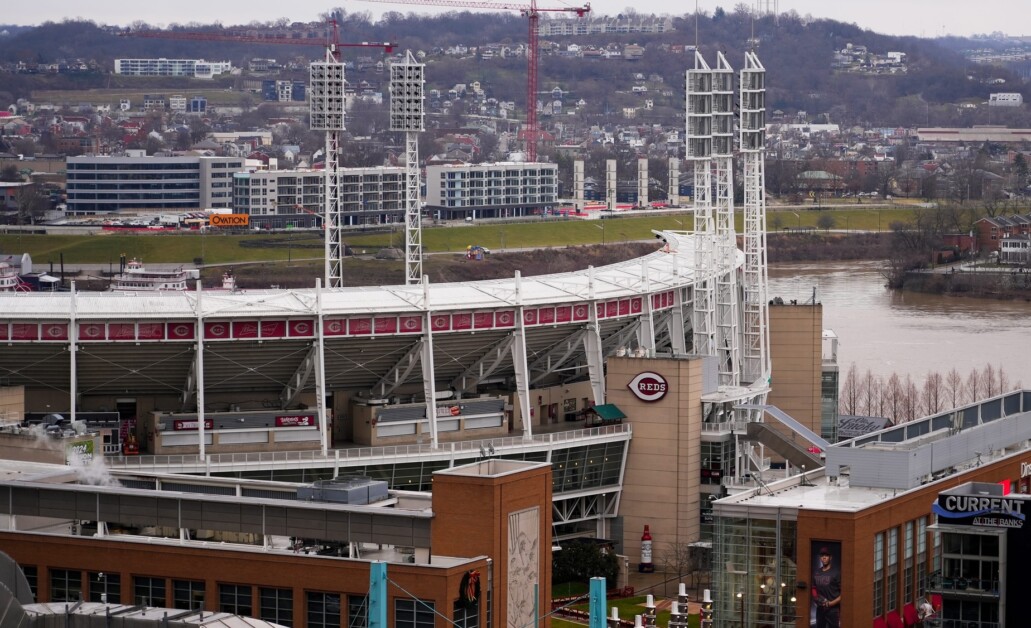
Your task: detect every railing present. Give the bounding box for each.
[107,423,632,469]
[701,420,750,433]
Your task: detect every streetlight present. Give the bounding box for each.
[737,590,744,626]
[594,222,605,244]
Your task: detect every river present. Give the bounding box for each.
[767,261,1031,389]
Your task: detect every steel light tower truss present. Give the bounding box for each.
[712,52,740,387]
[310,47,347,288]
[686,51,715,358]
[739,51,771,389]
[390,51,426,285]
[356,0,588,163]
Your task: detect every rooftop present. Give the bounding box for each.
[716,390,1031,515]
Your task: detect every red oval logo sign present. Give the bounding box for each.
[628,371,668,402]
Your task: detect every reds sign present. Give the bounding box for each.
[628,372,668,402]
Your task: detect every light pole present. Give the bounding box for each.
[791,211,801,231]
[594,222,605,244]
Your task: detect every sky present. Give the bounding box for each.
[1,0,1025,39]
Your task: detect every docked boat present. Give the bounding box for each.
[0,260,21,291]
[109,258,199,292]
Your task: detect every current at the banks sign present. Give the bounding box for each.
[628,371,668,402]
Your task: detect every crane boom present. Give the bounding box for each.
[358,0,589,161]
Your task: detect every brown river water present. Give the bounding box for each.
[767,261,1031,388]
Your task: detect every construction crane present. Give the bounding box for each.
[121,22,395,289]
[358,0,590,162]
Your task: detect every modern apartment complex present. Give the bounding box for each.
[232,167,405,228]
[65,155,245,214]
[114,58,233,79]
[424,162,558,220]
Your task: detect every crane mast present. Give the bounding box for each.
[358,0,588,161]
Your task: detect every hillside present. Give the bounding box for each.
[1,10,1028,127]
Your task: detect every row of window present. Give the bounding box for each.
[31,567,443,628]
[68,174,201,181]
[68,164,202,171]
[872,516,932,619]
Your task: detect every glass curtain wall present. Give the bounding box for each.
[713,514,798,627]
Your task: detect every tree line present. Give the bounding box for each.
[838,362,1021,423]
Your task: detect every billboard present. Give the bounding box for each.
[66,439,95,465]
[275,415,316,427]
[810,540,842,627]
[172,419,214,431]
[210,214,250,228]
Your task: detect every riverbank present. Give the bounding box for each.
[902,267,1031,301]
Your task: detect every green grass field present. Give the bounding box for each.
[0,207,915,265]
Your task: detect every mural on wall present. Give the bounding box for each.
[507,506,540,628]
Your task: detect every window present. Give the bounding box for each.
[89,571,121,604]
[134,576,166,607]
[395,598,435,628]
[22,566,37,600]
[887,528,899,612]
[50,569,82,602]
[174,580,205,610]
[220,583,253,616]
[904,521,915,605]
[261,587,294,627]
[454,598,480,628]
[307,591,341,628]
[873,532,884,617]
[348,594,369,628]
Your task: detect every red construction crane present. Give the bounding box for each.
[121,20,395,56]
[358,0,590,161]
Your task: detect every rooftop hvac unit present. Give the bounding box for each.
[297,477,389,505]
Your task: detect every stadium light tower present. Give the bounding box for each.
[390,51,426,285]
[686,51,715,359]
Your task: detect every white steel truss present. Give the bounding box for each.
[686,51,715,358]
[712,52,740,387]
[740,51,771,389]
[310,47,347,288]
[390,51,425,285]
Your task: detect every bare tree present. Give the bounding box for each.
[922,371,945,415]
[997,365,1010,394]
[14,186,48,225]
[983,363,998,398]
[839,363,861,415]
[884,374,904,422]
[861,370,880,417]
[945,368,964,408]
[964,368,984,404]
[660,541,711,592]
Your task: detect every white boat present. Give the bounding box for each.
[0,260,20,291]
[109,258,198,292]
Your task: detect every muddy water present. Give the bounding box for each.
[767,261,1031,387]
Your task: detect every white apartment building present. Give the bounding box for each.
[65,155,245,214]
[989,92,1024,107]
[425,162,558,220]
[232,167,406,228]
[114,58,233,79]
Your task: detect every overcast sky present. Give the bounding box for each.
[2,0,1024,38]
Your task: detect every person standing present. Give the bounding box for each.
[811,546,842,628]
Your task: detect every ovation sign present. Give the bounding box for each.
[628,372,668,402]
